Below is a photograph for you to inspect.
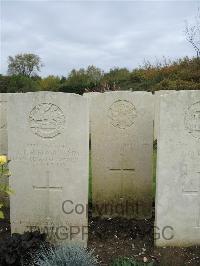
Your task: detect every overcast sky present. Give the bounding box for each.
[1,1,199,77]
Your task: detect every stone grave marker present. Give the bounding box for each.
[91,91,154,219]
[8,92,89,246]
[83,92,101,134]
[154,90,176,140]
[156,90,200,246]
[0,93,8,155]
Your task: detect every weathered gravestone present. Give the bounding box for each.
[83,92,101,134]
[154,90,176,140]
[156,91,200,246]
[0,93,9,207]
[0,93,8,155]
[91,91,154,219]
[8,92,89,246]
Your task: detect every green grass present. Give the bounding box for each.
[0,165,9,177]
[89,150,92,204]
[0,166,5,175]
[153,147,157,199]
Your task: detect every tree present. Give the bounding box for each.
[0,75,11,93]
[7,53,43,77]
[58,69,87,94]
[185,8,200,58]
[86,65,103,86]
[101,68,130,90]
[39,75,60,91]
[62,66,103,93]
[67,68,90,88]
[8,75,39,93]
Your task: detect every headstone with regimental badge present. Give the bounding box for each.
[91,91,154,219]
[8,92,89,246]
[0,93,8,155]
[156,90,200,246]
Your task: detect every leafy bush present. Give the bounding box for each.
[58,83,86,95]
[0,231,46,266]
[39,75,61,91]
[30,245,98,266]
[8,75,40,93]
[0,155,12,219]
[111,257,154,266]
[1,56,200,93]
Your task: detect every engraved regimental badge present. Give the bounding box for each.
[108,100,137,129]
[185,101,200,139]
[29,103,65,138]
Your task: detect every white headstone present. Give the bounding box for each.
[154,90,176,140]
[0,93,9,207]
[8,92,89,246]
[91,91,154,219]
[0,93,8,155]
[83,92,101,134]
[156,90,200,246]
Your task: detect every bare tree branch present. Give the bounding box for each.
[185,8,200,58]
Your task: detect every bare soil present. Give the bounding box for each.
[88,210,200,266]
[0,208,200,266]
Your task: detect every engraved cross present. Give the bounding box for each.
[33,171,63,218]
[183,171,200,229]
[109,151,135,197]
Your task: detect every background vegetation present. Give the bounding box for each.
[1,8,199,94]
[0,56,200,94]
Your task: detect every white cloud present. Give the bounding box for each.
[0,0,198,76]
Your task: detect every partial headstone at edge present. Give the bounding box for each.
[156,90,200,246]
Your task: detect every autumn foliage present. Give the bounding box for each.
[0,56,199,94]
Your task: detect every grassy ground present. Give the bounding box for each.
[89,150,92,204]
[152,147,157,199]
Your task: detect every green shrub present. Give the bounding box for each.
[0,155,12,219]
[30,245,98,266]
[7,75,40,93]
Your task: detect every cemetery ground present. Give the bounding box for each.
[1,202,200,265]
[0,148,200,266]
